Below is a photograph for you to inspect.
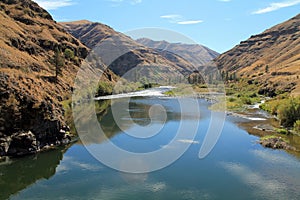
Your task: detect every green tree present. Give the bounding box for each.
[265,65,269,73]
[233,72,237,81]
[208,74,213,84]
[64,48,75,60]
[225,71,229,81]
[53,47,64,80]
[221,71,225,81]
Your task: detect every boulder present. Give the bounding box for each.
[0,136,11,156]
[7,131,39,156]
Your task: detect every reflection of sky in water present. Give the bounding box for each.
[8,97,300,200]
[221,162,288,200]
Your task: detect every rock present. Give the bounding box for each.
[0,136,11,156]
[7,131,39,156]
[259,137,296,151]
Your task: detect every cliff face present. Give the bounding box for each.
[0,0,112,156]
[214,14,300,95]
[61,21,197,82]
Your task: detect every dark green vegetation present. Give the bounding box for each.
[260,96,300,134]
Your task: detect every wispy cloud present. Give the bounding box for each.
[34,0,75,10]
[160,14,182,24]
[177,20,203,25]
[252,0,300,14]
[219,0,231,2]
[160,14,203,25]
[160,14,181,19]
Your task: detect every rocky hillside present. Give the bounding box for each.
[136,38,219,67]
[0,0,112,156]
[61,20,197,83]
[215,14,300,95]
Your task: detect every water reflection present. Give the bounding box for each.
[77,97,203,145]
[3,97,300,200]
[0,148,67,200]
[229,109,300,158]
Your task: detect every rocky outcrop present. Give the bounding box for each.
[0,128,71,157]
[7,131,38,156]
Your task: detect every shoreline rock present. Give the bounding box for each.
[0,126,73,158]
[259,137,296,151]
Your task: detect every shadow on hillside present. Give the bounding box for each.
[40,75,57,83]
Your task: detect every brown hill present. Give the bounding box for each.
[60,21,197,83]
[0,0,113,156]
[214,14,300,95]
[136,38,219,67]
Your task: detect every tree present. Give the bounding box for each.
[265,65,269,73]
[233,72,237,81]
[53,47,64,80]
[208,74,213,84]
[225,71,229,81]
[64,48,74,60]
[221,71,225,80]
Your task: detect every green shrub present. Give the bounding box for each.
[241,97,252,105]
[228,97,236,102]
[275,128,289,135]
[64,48,75,60]
[294,120,300,133]
[96,82,113,96]
[278,98,300,127]
[260,99,281,115]
[249,93,257,98]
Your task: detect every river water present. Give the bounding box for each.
[1,88,300,200]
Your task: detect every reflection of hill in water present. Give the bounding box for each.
[77,97,203,145]
[0,148,67,200]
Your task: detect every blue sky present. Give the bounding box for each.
[34,0,300,53]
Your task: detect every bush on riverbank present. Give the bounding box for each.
[261,96,300,130]
[278,97,300,127]
[294,120,300,134]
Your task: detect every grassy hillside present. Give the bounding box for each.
[215,14,300,96]
[0,0,114,156]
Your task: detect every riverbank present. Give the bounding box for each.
[164,83,300,152]
[0,126,77,159]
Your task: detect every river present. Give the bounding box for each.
[1,87,300,200]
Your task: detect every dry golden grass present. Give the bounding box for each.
[215,14,300,95]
